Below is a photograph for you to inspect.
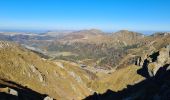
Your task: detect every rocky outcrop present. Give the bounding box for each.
[136,45,170,77]
[29,65,45,82]
[84,45,170,100]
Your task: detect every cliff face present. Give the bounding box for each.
[136,45,170,78]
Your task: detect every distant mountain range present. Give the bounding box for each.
[0,29,169,100]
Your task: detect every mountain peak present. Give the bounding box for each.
[119,30,130,32]
[110,30,144,45]
[74,29,104,35]
[114,30,143,36]
[88,29,103,33]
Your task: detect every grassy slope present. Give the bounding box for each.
[89,65,144,93]
[0,42,95,100]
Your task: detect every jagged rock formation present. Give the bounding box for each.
[136,44,170,77]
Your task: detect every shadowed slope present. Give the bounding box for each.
[0,79,47,100]
[84,64,170,100]
[84,45,170,100]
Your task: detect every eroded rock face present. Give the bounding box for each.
[137,45,170,77]
[157,48,169,64]
[29,65,45,82]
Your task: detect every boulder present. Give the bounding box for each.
[0,87,18,96]
[9,88,18,96]
[44,96,53,100]
[157,48,169,64]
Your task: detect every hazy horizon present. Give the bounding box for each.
[0,28,170,35]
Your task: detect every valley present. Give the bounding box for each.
[0,29,169,100]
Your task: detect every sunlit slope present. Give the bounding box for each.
[0,41,96,100]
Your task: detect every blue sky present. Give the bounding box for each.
[0,0,170,31]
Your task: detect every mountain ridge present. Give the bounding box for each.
[0,30,169,100]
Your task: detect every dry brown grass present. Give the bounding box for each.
[90,65,145,93]
[0,42,94,100]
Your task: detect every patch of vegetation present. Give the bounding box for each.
[49,42,139,68]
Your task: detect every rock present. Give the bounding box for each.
[0,87,18,96]
[80,64,86,68]
[136,57,142,66]
[166,65,170,71]
[147,63,155,77]
[38,73,44,82]
[55,62,64,69]
[9,88,18,96]
[44,96,53,100]
[30,65,45,82]
[157,48,169,64]
[30,65,38,73]
[137,45,170,77]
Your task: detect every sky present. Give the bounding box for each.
[0,0,170,31]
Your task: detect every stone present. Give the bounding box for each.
[44,96,53,100]
[166,65,170,71]
[55,62,64,69]
[9,88,18,96]
[157,48,169,64]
